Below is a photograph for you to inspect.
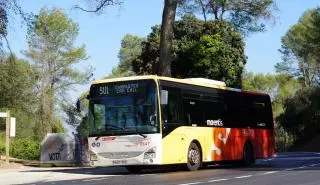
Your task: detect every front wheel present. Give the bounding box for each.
[186,142,202,171]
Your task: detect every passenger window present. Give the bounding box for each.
[202,101,226,126]
[183,99,202,125]
[161,87,181,123]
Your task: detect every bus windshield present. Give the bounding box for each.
[88,80,159,137]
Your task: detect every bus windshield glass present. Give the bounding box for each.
[88,80,159,137]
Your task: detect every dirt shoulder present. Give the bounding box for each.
[0,160,26,170]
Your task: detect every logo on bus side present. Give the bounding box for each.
[207,119,223,127]
[92,141,101,148]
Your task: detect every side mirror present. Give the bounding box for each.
[76,99,81,112]
[160,90,168,105]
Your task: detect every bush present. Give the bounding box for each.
[10,137,40,160]
[275,125,295,152]
[0,137,5,155]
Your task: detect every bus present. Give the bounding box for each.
[87,75,275,173]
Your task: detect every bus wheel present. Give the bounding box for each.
[126,166,142,174]
[187,142,202,171]
[242,142,255,166]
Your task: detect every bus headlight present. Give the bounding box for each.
[144,147,156,159]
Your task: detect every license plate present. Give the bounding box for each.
[112,160,127,165]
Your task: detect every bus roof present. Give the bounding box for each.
[92,75,269,96]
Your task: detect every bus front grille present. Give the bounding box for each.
[99,152,143,159]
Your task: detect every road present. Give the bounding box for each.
[1,152,320,185]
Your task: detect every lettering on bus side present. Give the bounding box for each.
[206,119,223,127]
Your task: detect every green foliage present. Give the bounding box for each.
[63,91,89,136]
[242,72,303,151]
[276,7,320,87]
[132,15,246,88]
[0,1,8,38]
[24,7,92,140]
[277,88,320,141]
[0,0,33,53]
[274,125,295,152]
[106,34,144,78]
[0,55,36,111]
[178,0,277,35]
[274,8,320,149]
[242,72,301,117]
[0,133,5,155]
[52,117,66,133]
[187,33,245,87]
[10,137,40,160]
[0,55,38,139]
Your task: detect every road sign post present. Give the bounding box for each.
[5,110,10,163]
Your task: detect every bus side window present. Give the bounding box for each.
[202,101,225,126]
[161,87,181,124]
[183,99,202,125]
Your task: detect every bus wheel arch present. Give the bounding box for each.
[242,140,255,166]
[186,140,202,171]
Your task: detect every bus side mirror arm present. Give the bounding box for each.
[76,99,81,112]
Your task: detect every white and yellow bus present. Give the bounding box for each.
[87,75,275,173]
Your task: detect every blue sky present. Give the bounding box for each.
[7,0,320,97]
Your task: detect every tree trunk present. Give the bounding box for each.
[158,0,178,77]
[199,0,207,22]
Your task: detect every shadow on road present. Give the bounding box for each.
[21,152,320,176]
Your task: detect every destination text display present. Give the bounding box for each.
[90,81,151,97]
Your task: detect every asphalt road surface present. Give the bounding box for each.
[2,152,320,185]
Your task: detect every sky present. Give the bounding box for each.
[6,0,320,98]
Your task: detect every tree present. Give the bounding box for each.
[133,15,246,87]
[75,0,182,77]
[75,0,276,77]
[178,0,277,35]
[186,33,245,87]
[106,34,144,78]
[0,55,36,111]
[63,92,89,136]
[276,7,320,87]
[0,0,32,53]
[242,72,302,151]
[242,72,301,117]
[158,0,183,76]
[24,7,92,140]
[0,54,37,138]
[277,87,320,141]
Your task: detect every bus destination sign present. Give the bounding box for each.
[90,83,141,97]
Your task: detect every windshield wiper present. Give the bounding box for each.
[105,124,123,130]
[95,124,123,140]
[137,132,147,138]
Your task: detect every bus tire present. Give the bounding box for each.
[242,142,255,166]
[186,142,202,171]
[126,166,142,173]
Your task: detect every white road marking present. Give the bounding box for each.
[309,163,319,167]
[82,178,106,182]
[297,166,307,169]
[208,178,228,182]
[284,168,295,171]
[178,182,201,185]
[263,171,278,175]
[235,175,252,179]
[140,174,155,176]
